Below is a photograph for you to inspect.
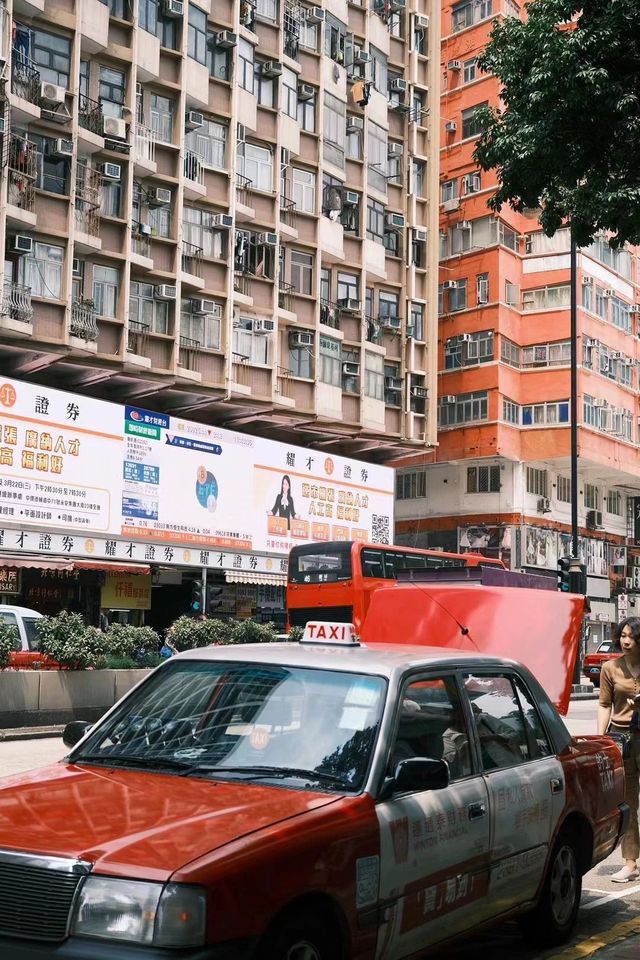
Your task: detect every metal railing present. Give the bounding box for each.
[78,95,103,135]
[240,0,256,30]
[11,51,41,106]
[364,316,383,345]
[70,299,98,341]
[232,351,251,386]
[235,173,253,208]
[181,241,203,278]
[276,364,294,399]
[279,194,297,230]
[278,280,295,313]
[8,169,36,210]
[183,150,204,186]
[74,198,100,237]
[133,122,157,165]
[320,298,341,330]
[1,282,33,324]
[127,318,150,355]
[131,225,151,259]
[233,271,252,298]
[178,335,201,372]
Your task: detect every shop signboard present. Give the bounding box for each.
[0,377,394,560]
[0,568,20,595]
[101,572,152,610]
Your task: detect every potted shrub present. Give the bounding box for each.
[0,621,20,670]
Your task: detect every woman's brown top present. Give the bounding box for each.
[599,657,640,727]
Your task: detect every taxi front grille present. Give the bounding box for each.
[0,850,90,942]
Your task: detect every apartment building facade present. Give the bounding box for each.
[395,0,640,642]
[0,0,439,463]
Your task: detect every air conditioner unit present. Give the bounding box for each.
[343,190,359,206]
[257,232,278,247]
[103,116,127,140]
[290,331,313,347]
[459,333,472,343]
[261,60,283,78]
[382,316,401,330]
[72,259,82,277]
[414,14,429,29]
[442,395,456,404]
[100,162,121,180]
[413,228,427,242]
[385,376,403,390]
[448,59,462,71]
[537,497,551,514]
[385,213,405,230]
[411,386,429,399]
[298,83,315,102]
[445,121,457,134]
[185,110,204,130]
[40,81,66,105]
[630,305,640,315]
[51,138,73,158]
[389,78,407,94]
[593,398,607,407]
[584,337,597,347]
[603,289,614,298]
[354,48,371,64]
[389,0,406,9]
[442,198,460,212]
[161,0,183,16]
[611,351,624,360]
[343,361,360,376]
[337,298,361,313]
[148,187,172,207]
[211,213,233,228]
[138,222,152,236]
[346,116,364,133]
[214,31,237,48]
[252,319,276,333]
[442,280,458,290]
[586,509,604,529]
[388,142,403,158]
[457,220,471,230]
[581,276,593,286]
[191,298,217,315]
[155,284,177,300]
[306,7,325,23]
[10,235,33,255]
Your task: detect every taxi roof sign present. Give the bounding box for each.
[301,622,360,646]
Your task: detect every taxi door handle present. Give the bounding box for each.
[550,778,564,794]
[468,801,486,820]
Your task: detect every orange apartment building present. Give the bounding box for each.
[395,0,640,644]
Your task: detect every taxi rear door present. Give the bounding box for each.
[462,672,565,914]
[375,674,491,960]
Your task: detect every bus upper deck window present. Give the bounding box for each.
[361,549,385,578]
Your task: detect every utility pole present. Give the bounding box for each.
[569,228,587,682]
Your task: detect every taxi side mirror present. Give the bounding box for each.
[63,720,93,749]
[393,757,449,794]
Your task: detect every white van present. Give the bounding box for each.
[0,605,43,652]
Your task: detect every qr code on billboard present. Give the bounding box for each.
[371,514,390,544]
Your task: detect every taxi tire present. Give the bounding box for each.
[260,911,337,960]
[518,832,581,947]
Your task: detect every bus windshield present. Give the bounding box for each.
[289,544,353,584]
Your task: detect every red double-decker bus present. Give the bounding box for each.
[287,540,506,632]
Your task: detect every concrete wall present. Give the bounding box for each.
[0,670,148,728]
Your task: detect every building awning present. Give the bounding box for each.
[73,560,150,575]
[226,571,287,587]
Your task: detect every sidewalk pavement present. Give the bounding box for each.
[0,725,64,742]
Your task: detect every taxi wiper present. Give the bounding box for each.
[186,764,349,787]
[72,753,193,772]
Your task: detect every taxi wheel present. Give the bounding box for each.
[518,832,581,947]
[260,911,337,960]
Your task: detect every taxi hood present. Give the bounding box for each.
[362,582,584,715]
[0,762,339,880]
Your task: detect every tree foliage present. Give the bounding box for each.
[474,0,640,247]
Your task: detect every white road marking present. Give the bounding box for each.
[581,883,640,909]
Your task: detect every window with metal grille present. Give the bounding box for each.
[467,465,500,494]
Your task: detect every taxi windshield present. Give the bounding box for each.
[72,660,386,792]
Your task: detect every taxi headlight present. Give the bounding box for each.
[71,876,206,947]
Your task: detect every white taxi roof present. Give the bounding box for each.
[175,640,520,681]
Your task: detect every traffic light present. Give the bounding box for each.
[557,557,571,592]
[206,584,224,612]
[190,579,204,614]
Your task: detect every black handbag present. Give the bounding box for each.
[607,727,632,760]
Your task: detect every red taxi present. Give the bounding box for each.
[583,640,621,688]
[0,619,627,960]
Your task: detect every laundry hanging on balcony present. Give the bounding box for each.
[351,81,372,107]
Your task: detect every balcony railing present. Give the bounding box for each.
[131,225,151,259]
[127,319,150,355]
[133,122,157,165]
[183,151,204,186]
[179,335,201,372]
[283,0,300,58]
[8,169,36,211]
[11,51,41,106]
[74,196,100,238]
[236,174,253,208]
[320,298,341,330]
[79,94,103,135]
[181,241,203,278]
[232,351,251,386]
[239,0,256,30]
[276,364,294,399]
[70,299,98,341]
[1,282,33,325]
[279,194,297,230]
[364,316,383,345]
[278,280,295,313]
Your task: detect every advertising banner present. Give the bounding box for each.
[458,525,512,568]
[0,377,394,559]
[101,572,152,610]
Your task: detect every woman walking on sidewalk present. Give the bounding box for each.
[598,616,640,882]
